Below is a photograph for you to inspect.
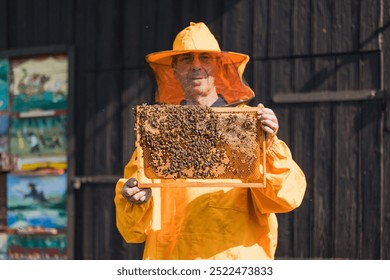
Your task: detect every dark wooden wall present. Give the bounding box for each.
[1,0,389,259]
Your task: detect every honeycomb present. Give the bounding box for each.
[135,104,266,187]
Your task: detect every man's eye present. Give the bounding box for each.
[179,56,193,63]
[199,55,211,62]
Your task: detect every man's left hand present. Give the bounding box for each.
[257,103,279,137]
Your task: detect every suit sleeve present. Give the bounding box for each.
[114,150,153,243]
[250,136,307,214]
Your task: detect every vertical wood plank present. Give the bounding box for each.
[81,185,94,259]
[85,0,98,70]
[292,0,311,55]
[61,0,75,45]
[359,51,382,259]
[92,183,101,258]
[313,103,333,258]
[81,70,123,175]
[0,0,8,49]
[7,0,30,47]
[293,58,312,92]
[93,184,117,259]
[96,0,123,69]
[268,0,293,57]
[73,186,83,259]
[66,46,76,260]
[47,0,62,44]
[332,0,360,53]
[312,57,336,258]
[252,60,269,106]
[334,54,360,258]
[291,103,312,258]
[20,0,35,46]
[155,0,180,51]
[123,0,142,67]
[381,0,390,259]
[179,0,224,29]
[312,56,337,91]
[360,100,382,259]
[333,102,359,258]
[31,0,48,45]
[359,52,381,90]
[72,0,87,260]
[83,72,97,174]
[222,0,253,55]
[177,0,192,26]
[73,0,87,176]
[291,58,313,258]
[94,70,122,174]
[311,0,333,54]
[359,0,381,51]
[253,0,268,59]
[139,0,158,65]
[382,127,390,259]
[47,0,74,45]
[106,183,126,260]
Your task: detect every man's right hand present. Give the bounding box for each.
[121,178,152,204]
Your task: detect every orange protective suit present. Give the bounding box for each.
[114,136,306,259]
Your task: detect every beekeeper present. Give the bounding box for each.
[114,22,306,259]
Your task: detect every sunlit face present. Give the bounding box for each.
[173,52,219,99]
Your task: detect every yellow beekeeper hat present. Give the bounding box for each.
[146,22,254,105]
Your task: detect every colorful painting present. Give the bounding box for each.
[0,115,9,153]
[7,234,67,259]
[9,115,66,156]
[10,55,67,112]
[6,173,67,229]
[0,173,6,230]
[0,59,9,111]
[0,233,7,259]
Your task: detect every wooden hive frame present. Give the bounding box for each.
[135,105,267,188]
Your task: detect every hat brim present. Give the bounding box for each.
[146,50,249,66]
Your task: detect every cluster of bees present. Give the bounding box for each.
[136,104,259,179]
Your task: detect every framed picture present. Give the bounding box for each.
[9,115,66,157]
[6,172,67,229]
[9,55,68,113]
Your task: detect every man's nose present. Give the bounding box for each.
[191,56,202,69]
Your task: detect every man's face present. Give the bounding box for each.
[173,52,218,98]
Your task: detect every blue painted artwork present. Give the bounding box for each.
[0,115,9,152]
[6,173,67,229]
[0,59,9,111]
